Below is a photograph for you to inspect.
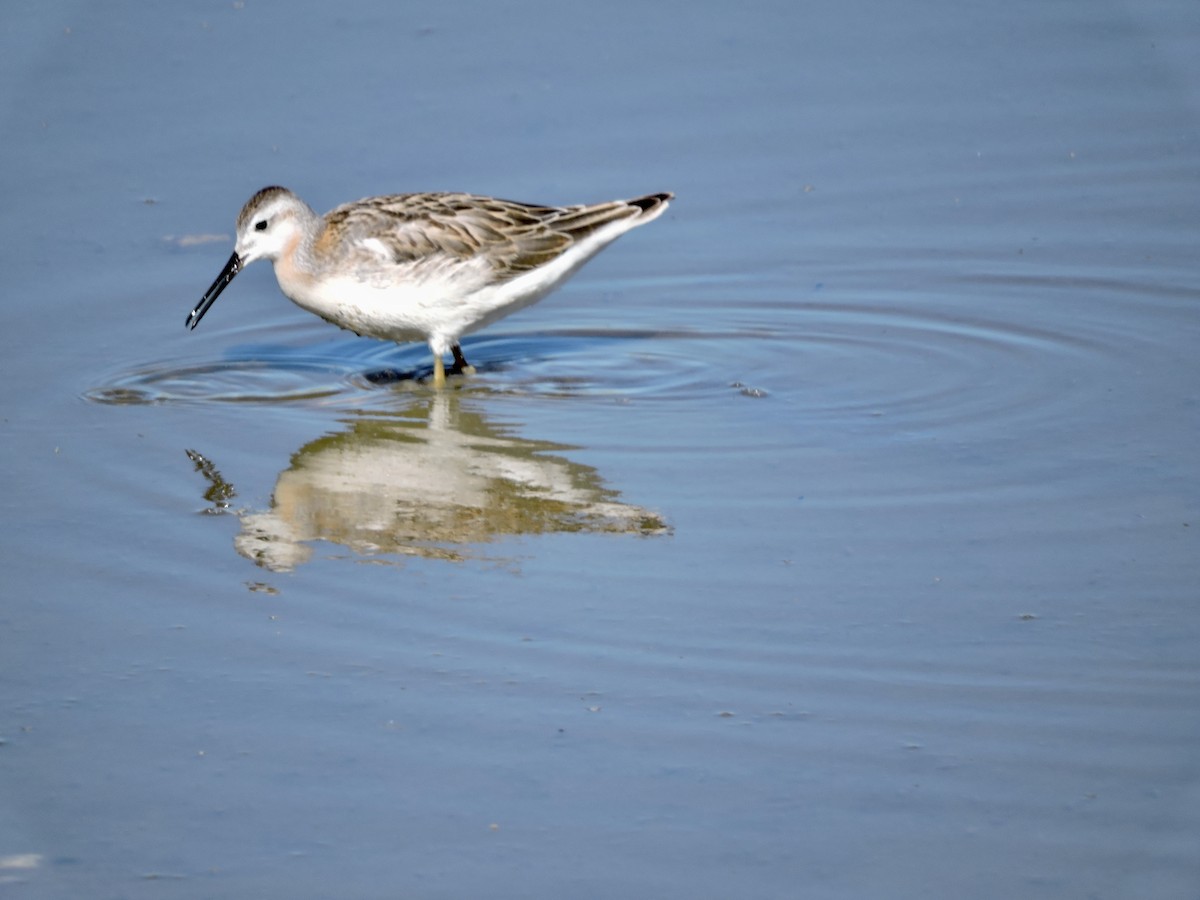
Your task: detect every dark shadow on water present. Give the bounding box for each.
[362,357,506,387]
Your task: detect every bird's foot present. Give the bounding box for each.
[449,344,476,377]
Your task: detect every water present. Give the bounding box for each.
[2,2,1198,898]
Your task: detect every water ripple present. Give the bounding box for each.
[85,356,358,406]
[86,272,1141,443]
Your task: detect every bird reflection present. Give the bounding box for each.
[187,393,668,571]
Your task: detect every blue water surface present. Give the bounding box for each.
[1,2,1198,898]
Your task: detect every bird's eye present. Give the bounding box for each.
[254,219,268,232]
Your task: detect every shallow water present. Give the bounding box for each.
[3,2,1199,898]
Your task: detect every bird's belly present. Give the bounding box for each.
[271,251,578,345]
[275,270,462,342]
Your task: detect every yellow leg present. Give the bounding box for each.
[432,353,446,388]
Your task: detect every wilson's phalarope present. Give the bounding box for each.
[185,187,673,386]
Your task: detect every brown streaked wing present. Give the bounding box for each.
[322,193,643,280]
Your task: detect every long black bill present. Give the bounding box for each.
[185,251,243,330]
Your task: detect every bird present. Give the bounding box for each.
[185,186,673,386]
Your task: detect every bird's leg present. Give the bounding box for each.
[432,353,446,388]
[450,344,476,376]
